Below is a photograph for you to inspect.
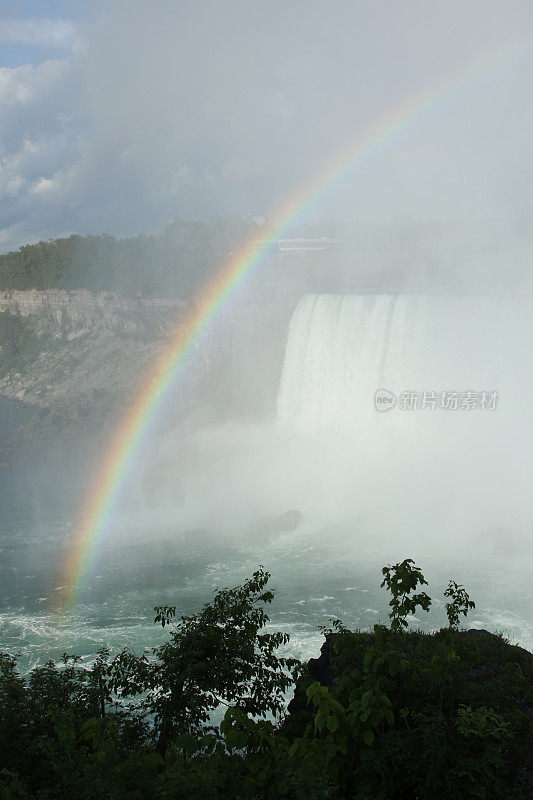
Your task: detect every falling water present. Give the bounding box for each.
[276,292,533,552]
[277,292,532,431]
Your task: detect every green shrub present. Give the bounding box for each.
[0,563,530,799]
[445,579,476,628]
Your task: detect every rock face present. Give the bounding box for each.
[0,289,186,337]
[0,290,192,408]
[0,287,296,415]
[287,629,533,793]
[292,629,533,696]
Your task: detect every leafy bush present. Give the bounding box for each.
[0,563,530,799]
[445,579,476,628]
[380,557,432,631]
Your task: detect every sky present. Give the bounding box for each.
[0,0,532,252]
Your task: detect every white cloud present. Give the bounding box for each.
[0,53,84,250]
[31,176,59,195]
[0,59,68,107]
[0,1,532,253]
[0,17,76,48]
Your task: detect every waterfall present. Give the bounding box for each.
[277,292,531,433]
[274,291,533,543]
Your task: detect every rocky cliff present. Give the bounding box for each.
[0,290,189,408]
[0,287,295,418]
[0,289,186,337]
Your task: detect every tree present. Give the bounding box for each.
[444,580,475,629]
[380,558,432,631]
[109,567,300,757]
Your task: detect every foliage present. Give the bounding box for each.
[445,579,476,629]
[109,567,300,757]
[0,217,255,298]
[299,620,532,799]
[380,557,432,631]
[0,563,530,799]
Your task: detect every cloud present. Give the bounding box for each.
[0,54,84,250]
[0,17,76,48]
[0,1,532,252]
[0,59,69,106]
[76,1,533,228]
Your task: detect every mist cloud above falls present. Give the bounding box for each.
[1,0,532,251]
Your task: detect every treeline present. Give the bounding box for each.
[0,217,255,297]
[0,562,531,799]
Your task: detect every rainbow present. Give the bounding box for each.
[56,38,532,610]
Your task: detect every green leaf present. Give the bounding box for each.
[326,714,339,733]
[362,729,374,746]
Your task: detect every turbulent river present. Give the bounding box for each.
[1,292,532,671]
